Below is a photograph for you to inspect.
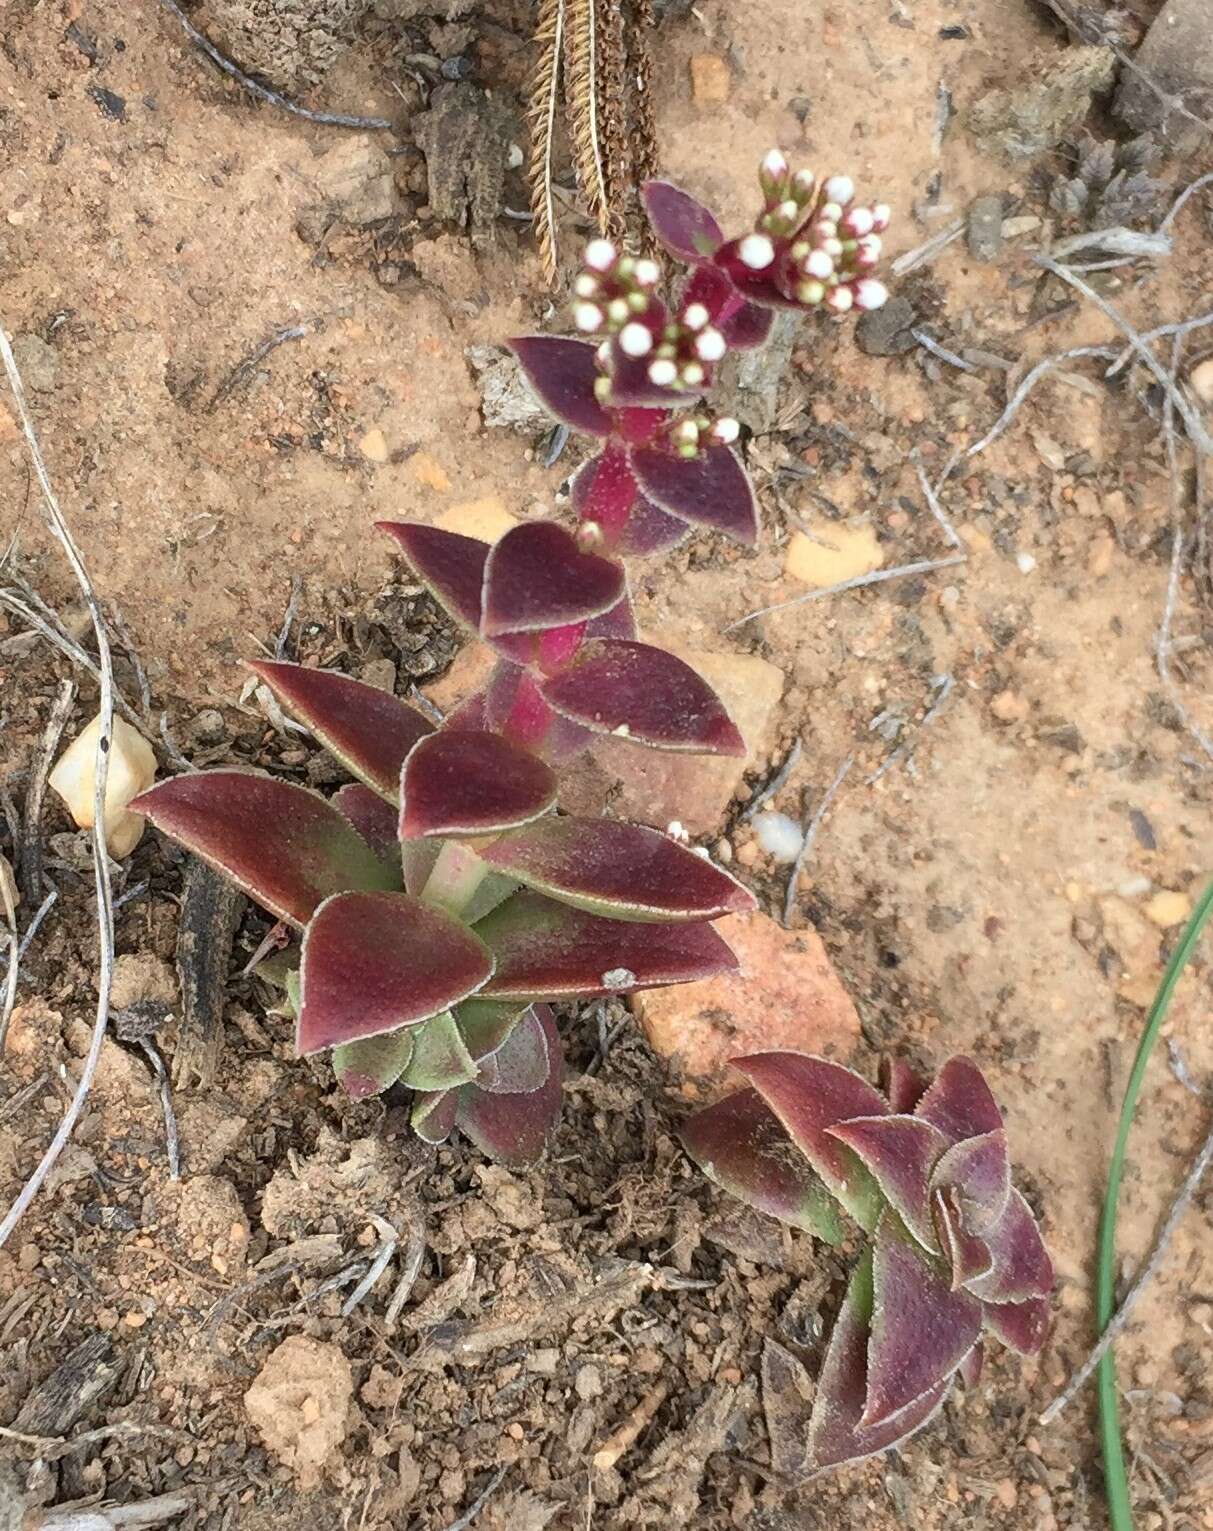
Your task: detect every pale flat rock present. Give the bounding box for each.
[633,910,860,1083]
[1114,0,1213,150]
[785,522,883,588]
[245,1336,354,1489]
[435,496,519,543]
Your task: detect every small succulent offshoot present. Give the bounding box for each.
[130,156,891,1169]
[681,1054,1053,1473]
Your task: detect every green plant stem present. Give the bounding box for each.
[422,841,488,919]
[1096,878,1213,1531]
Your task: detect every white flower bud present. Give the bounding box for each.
[683,302,710,331]
[823,175,854,206]
[738,233,776,270]
[803,248,834,280]
[871,203,892,231]
[574,272,599,298]
[825,284,854,313]
[695,327,727,362]
[584,238,617,271]
[574,302,603,333]
[634,257,661,286]
[619,321,653,357]
[647,358,678,386]
[853,278,889,310]
[711,417,740,445]
[762,148,789,182]
[843,206,875,237]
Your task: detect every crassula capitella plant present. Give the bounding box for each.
[682,1054,1053,1473]
[130,154,891,1168]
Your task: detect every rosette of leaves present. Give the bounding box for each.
[132,663,754,1167]
[681,1053,1053,1473]
[1048,134,1166,227]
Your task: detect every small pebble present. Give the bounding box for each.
[1189,356,1213,407]
[752,812,804,864]
[1145,889,1191,927]
[575,1364,603,1400]
[1016,552,1036,575]
[714,837,733,865]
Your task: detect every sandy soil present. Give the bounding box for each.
[2,0,1213,1526]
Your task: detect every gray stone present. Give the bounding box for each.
[466,345,551,433]
[11,332,59,393]
[1113,0,1213,151]
[305,135,398,228]
[967,195,1004,261]
[714,311,800,435]
[967,45,1115,158]
[855,296,918,357]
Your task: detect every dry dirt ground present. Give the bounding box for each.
[2,0,1213,1526]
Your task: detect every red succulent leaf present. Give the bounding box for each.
[641,180,724,260]
[481,817,755,923]
[712,238,801,309]
[880,1056,930,1115]
[377,522,488,633]
[455,998,528,1062]
[454,1004,563,1165]
[585,592,638,640]
[398,1009,478,1091]
[807,1252,953,1473]
[680,1088,845,1242]
[296,891,493,1053]
[618,496,693,557]
[958,1343,984,1389]
[332,784,401,870]
[719,299,775,350]
[965,1189,1054,1304]
[475,1005,550,1094]
[444,689,489,730]
[864,1213,983,1428]
[933,1185,995,1290]
[733,1053,889,1229]
[540,639,745,756]
[401,837,440,896]
[247,661,433,801]
[629,445,759,546]
[474,889,738,1000]
[929,1129,1011,1235]
[981,1294,1051,1355]
[508,336,612,436]
[412,1087,459,1145]
[914,1056,1003,1145]
[131,772,399,928]
[825,1115,948,1254]
[570,442,639,546]
[604,349,697,410]
[332,1028,415,1100]
[482,521,625,637]
[399,730,558,839]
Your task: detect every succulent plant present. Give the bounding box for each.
[682,1053,1053,1473]
[130,155,891,1168]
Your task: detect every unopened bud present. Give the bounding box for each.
[791,168,816,199]
[738,233,776,270]
[695,327,727,362]
[619,321,653,358]
[854,234,882,268]
[711,417,740,445]
[842,206,875,237]
[634,257,661,286]
[871,203,892,231]
[761,147,789,187]
[606,297,630,325]
[802,248,834,280]
[683,302,710,331]
[853,278,889,311]
[574,272,599,298]
[574,302,603,333]
[796,279,826,306]
[593,376,612,401]
[825,284,854,313]
[648,358,678,387]
[681,360,705,386]
[584,238,617,272]
[823,175,854,206]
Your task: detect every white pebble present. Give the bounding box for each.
[1016,552,1037,575]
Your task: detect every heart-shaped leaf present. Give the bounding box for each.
[914,1056,1003,1145]
[332,784,402,870]
[412,1088,459,1145]
[132,772,399,928]
[474,889,739,1000]
[508,336,612,436]
[400,730,558,839]
[641,180,724,260]
[826,1115,948,1253]
[482,521,625,636]
[630,445,759,546]
[398,1009,478,1091]
[377,522,488,632]
[618,496,693,557]
[981,1294,1050,1355]
[480,817,755,921]
[247,661,433,801]
[807,1251,953,1473]
[540,639,745,756]
[733,1053,889,1229]
[454,1004,564,1165]
[964,1189,1053,1304]
[476,1005,550,1094]
[864,1214,983,1428]
[297,891,493,1053]
[332,1028,415,1100]
[680,1087,845,1241]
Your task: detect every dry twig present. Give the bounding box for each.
[0,854,18,1054]
[782,754,855,927]
[592,1381,670,1470]
[21,677,75,903]
[725,553,966,631]
[438,1467,508,1531]
[0,322,117,1251]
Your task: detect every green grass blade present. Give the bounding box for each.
[1096,878,1213,1531]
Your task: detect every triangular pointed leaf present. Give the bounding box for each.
[641,180,724,260]
[965,1189,1053,1304]
[455,998,528,1061]
[377,522,488,633]
[412,1087,459,1145]
[131,772,398,928]
[401,837,441,896]
[929,1129,1011,1235]
[826,1115,948,1253]
[933,1186,994,1290]
[540,639,745,756]
[680,1087,845,1241]
[981,1295,1050,1355]
[508,336,612,436]
[914,1056,1003,1146]
[247,661,433,801]
[476,1005,550,1094]
[297,891,493,1053]
[619,495,692,557]
[482,521,625,637]
[865,1214,982,1428]
[398,1009,478,1091]
[400,730,558,839]
[332,1028,415,1100]
[733,1053,888,1229]
[332,784,402,871]
[570,442,639,546]
[474,889,738,1000]
[807,1252,953,1473]
[455,1005,564,1165]
[720,299,775,350]
[880,1056,929,1115]
[630,445,759,546]
[480,817,755,922]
